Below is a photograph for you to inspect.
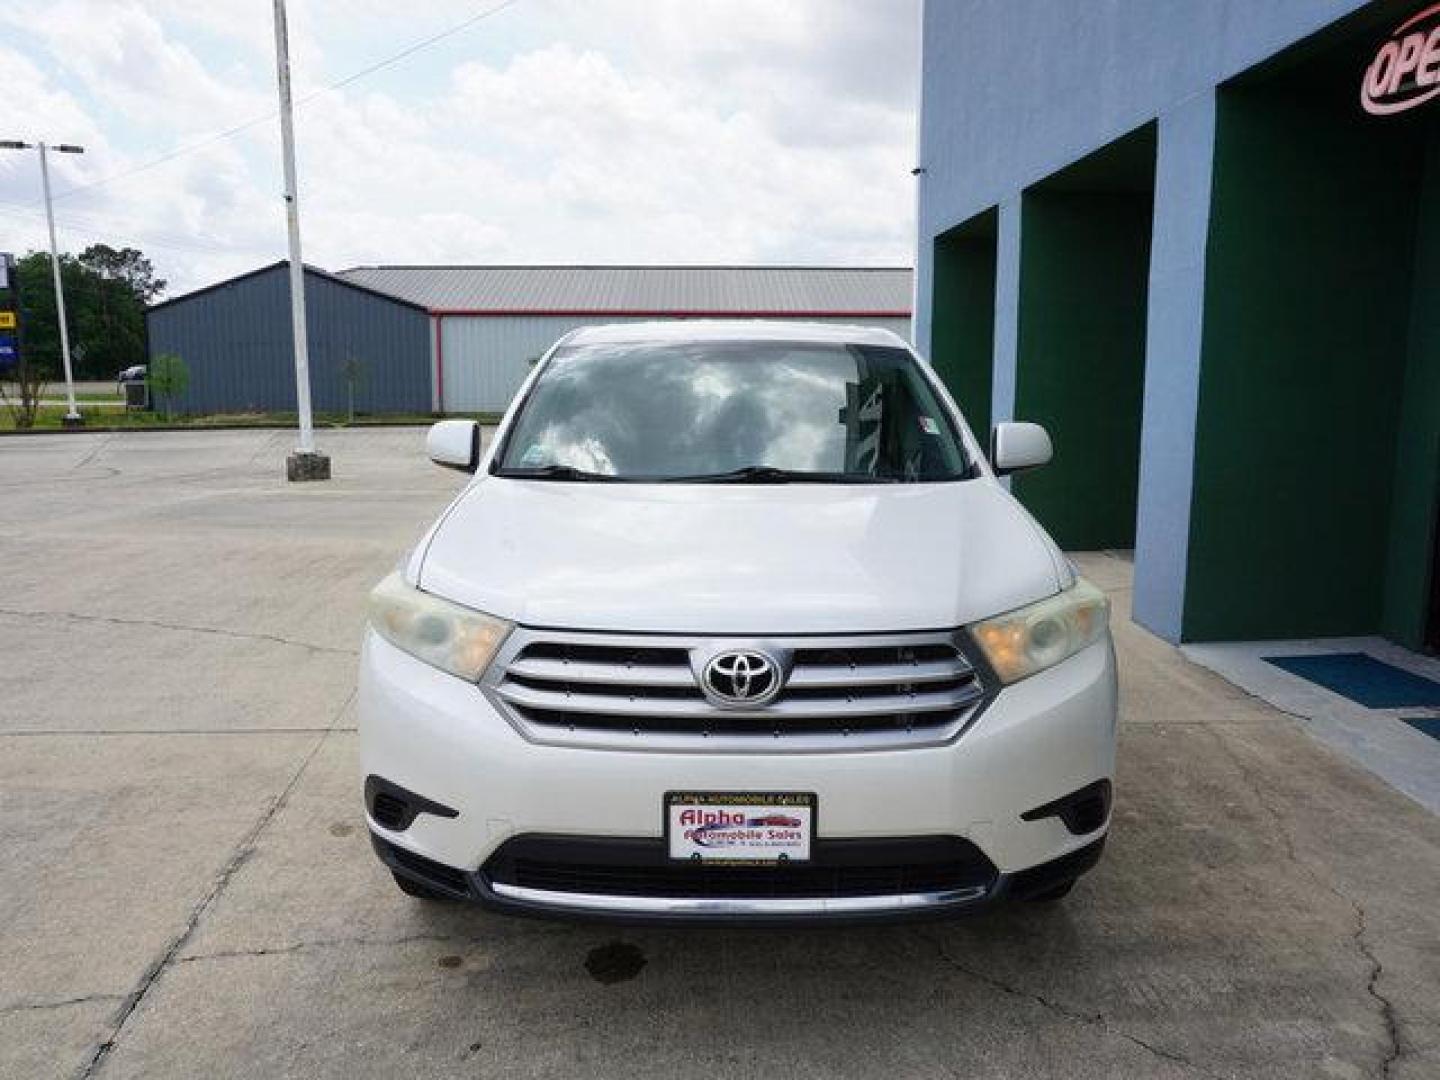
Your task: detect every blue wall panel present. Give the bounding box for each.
[146,263,431,415]
[1131,95,1216,641]
[989,196,1022,430]
[915,0,1372,358]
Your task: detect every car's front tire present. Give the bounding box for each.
[391,870,454,902]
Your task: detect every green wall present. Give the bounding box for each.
[1184,90,1439,643]
[1382,118,1440,646]
[929,212,997,438]
[1012,191,1152,550]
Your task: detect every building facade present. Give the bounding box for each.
[148,264,911,417]
[915,0,1440,652]
[336,265,912,414]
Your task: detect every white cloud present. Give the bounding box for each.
[3,0,920,295]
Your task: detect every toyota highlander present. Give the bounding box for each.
[359,321,1116,923]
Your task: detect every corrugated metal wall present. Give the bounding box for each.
[147,264,431,415]
[439,315,913,414]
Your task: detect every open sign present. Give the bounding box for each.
[1362,2,1440,115]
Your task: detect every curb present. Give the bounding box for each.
[0,418,497,437]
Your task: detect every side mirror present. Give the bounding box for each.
[426,420,481,472]
[991,421,1053,476]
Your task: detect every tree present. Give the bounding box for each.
[338,355,365,424]
[77,245,164,378]
[148,352,189,421]
[0,355,47,428]
[3,258,51,428]
[14,245,165,380]
[79,245,165,303]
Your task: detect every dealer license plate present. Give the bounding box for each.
[665,791,816,864]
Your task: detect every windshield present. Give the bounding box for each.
[494,340,973,483]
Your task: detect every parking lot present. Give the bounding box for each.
[2,428,1438,1080]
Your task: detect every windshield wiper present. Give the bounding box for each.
[666,465,900,484]
[494,464,620,482]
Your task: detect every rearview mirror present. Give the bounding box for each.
[427,420,481,472]
[991,421,1053,476]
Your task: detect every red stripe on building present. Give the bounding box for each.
[425,309,912,319]
[433,314,445,413]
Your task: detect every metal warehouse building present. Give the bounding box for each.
[915,0,1440,652]
[336,265,911,414]
[148,264,911,417]
[146,262,432,416]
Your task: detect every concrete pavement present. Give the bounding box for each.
[1,430,1437,1079]
[1182,637,1440,817]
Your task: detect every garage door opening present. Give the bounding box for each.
[929,209,998,437]
[1012,125,1156,550]
[1183,14,1440,649]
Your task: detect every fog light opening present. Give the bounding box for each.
[1020,779,1112,835]
[365,775,460,832]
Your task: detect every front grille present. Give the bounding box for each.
[483,629,988,751]
[484,836,998,900]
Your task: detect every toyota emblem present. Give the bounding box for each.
[701,650,783,708]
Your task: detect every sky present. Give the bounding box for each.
[0,0,921,298]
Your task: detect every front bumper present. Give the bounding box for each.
[371,830,1106,925]
[358,628,1117,922]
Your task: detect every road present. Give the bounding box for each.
[0,429,1436,1079]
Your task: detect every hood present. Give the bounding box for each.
[417,478,1067,634]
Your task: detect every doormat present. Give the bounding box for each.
[1402,717,1440,742]
[1262,652,1440,709]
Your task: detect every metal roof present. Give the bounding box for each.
[565,320,910,347]
[147,260,429,314]
[334,265,912,315]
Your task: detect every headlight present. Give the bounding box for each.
[970,578,1109,684]
[368,572,511,681]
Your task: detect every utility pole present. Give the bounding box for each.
[1,139,86,427]
[909,2,926,352]
[271,0,330,481]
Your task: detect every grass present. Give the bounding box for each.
[30,390,125,403]
[0,402,500,432]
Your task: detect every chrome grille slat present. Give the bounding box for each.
[506,656,973,692]
[506,657,695,688]
[786,659,972,689]
[481,628,989,753]
[494,681,982,720]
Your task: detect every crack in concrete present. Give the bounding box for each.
[0,606,356,658]
[0,727,359,738]
[173,930,484,965]
[246,431,287,467]
[0,993,126,1016]
[924,933,1217,1076]
[1202,723,1406,1079]
[0,467,123,490]
[1355,904,1402,1080]
[74,689,354,1080]
[174,942,306,964]
[70,435,116,472]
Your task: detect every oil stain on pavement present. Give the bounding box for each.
[584,941,647,984]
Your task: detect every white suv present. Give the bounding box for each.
[359,321,1116,923]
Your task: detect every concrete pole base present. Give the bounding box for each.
[61,414,85,429]
[286,451,331,482]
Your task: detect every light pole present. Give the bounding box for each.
[271,0,329,481]
[1,139,85,427]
